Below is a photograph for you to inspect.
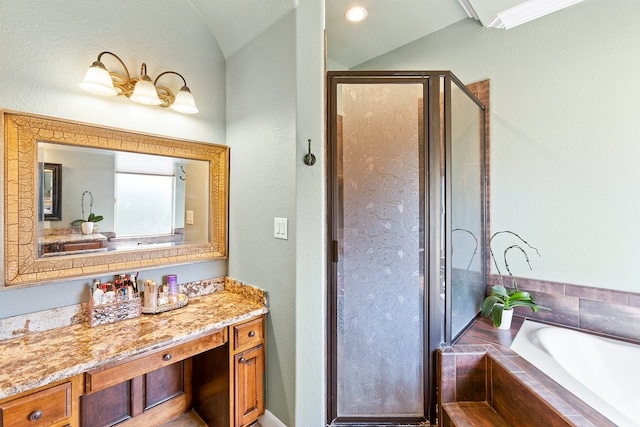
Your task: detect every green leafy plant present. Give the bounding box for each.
[71,190,103,226]
[481,231,549,327]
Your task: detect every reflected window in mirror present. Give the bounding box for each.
[115,173,175,237]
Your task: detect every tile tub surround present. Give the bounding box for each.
[488,274,640,342]
[443,317,618,427]
[0,283,268,400]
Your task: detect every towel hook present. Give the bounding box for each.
[303,138,316,166]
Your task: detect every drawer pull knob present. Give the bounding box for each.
[162,353,172,361]
[29,410,43,421]
[239,357,246,364]
[248,331,256,337]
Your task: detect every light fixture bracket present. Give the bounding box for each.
[80,51,198,114]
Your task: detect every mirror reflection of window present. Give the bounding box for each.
[115,173,175,236]
[114,152,185,238]
[43,169,53,215]
[43,170,53,200]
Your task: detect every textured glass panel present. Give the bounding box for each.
[336,83,424,417]
[450,83,484,337]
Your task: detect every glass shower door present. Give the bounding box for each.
[333,81,426,421]
[327,71,486,425]
[449,79,486,339]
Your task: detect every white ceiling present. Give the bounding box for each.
[189,0,585,69]
[325,0,469,68]
[187,0,298,59]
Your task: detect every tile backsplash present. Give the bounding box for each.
[489,274,640,342]
[0,276,230,341]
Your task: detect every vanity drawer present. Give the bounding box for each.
[233,316,265,352]
[85,328,226,393]
[0,381,71,426]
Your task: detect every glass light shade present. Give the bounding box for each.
[79,64,117,96]
[130,77,162,105]
[170,87,199,114]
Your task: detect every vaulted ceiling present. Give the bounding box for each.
[188,0,584,69]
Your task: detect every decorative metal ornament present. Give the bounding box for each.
[303,138,316,166]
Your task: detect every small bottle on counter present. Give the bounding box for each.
[143,279,158,308]
[158,285,169,305]
[92,279,104,305]
[167,274,178,304]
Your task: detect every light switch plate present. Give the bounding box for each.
[186,210,194,225]
[274,217,288,240]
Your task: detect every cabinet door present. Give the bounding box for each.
[234,344,264,427]
[81,360,190,426]
[80,380,133,426]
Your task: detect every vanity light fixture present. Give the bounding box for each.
[345,6,368,22]
[79,51,199,114]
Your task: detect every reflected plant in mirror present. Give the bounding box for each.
[70,191,103,235]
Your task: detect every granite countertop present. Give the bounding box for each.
[43,232,108,244]
[0,288,267,399]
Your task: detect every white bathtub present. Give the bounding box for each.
[511,320,640,427]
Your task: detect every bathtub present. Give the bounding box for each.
[511,320,640,427]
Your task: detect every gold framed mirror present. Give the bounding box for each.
[3,112,229,286]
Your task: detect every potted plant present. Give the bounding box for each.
[71,191,103,234]
[481,231,549,329]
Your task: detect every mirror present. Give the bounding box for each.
[42,162,62,221]
[3,112,229,286]
[38,143,210,255]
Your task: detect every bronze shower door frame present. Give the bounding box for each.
[326,71,487,426]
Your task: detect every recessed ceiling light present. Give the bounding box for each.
[345,6,368,23]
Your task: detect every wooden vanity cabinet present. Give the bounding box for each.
[81,329,225,426]
[0,314,266,427]
[0,375,83,427]
[230,316,265,427]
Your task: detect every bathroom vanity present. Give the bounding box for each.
[0,282,267,427]
[1,113,244,425]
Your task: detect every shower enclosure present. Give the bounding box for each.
[327,71,487,425]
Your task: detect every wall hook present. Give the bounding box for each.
[303,138,316,166]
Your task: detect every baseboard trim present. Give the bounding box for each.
[259,409,288,427]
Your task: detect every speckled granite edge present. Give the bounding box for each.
[0,276,263,341]
[224,276,269,307]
